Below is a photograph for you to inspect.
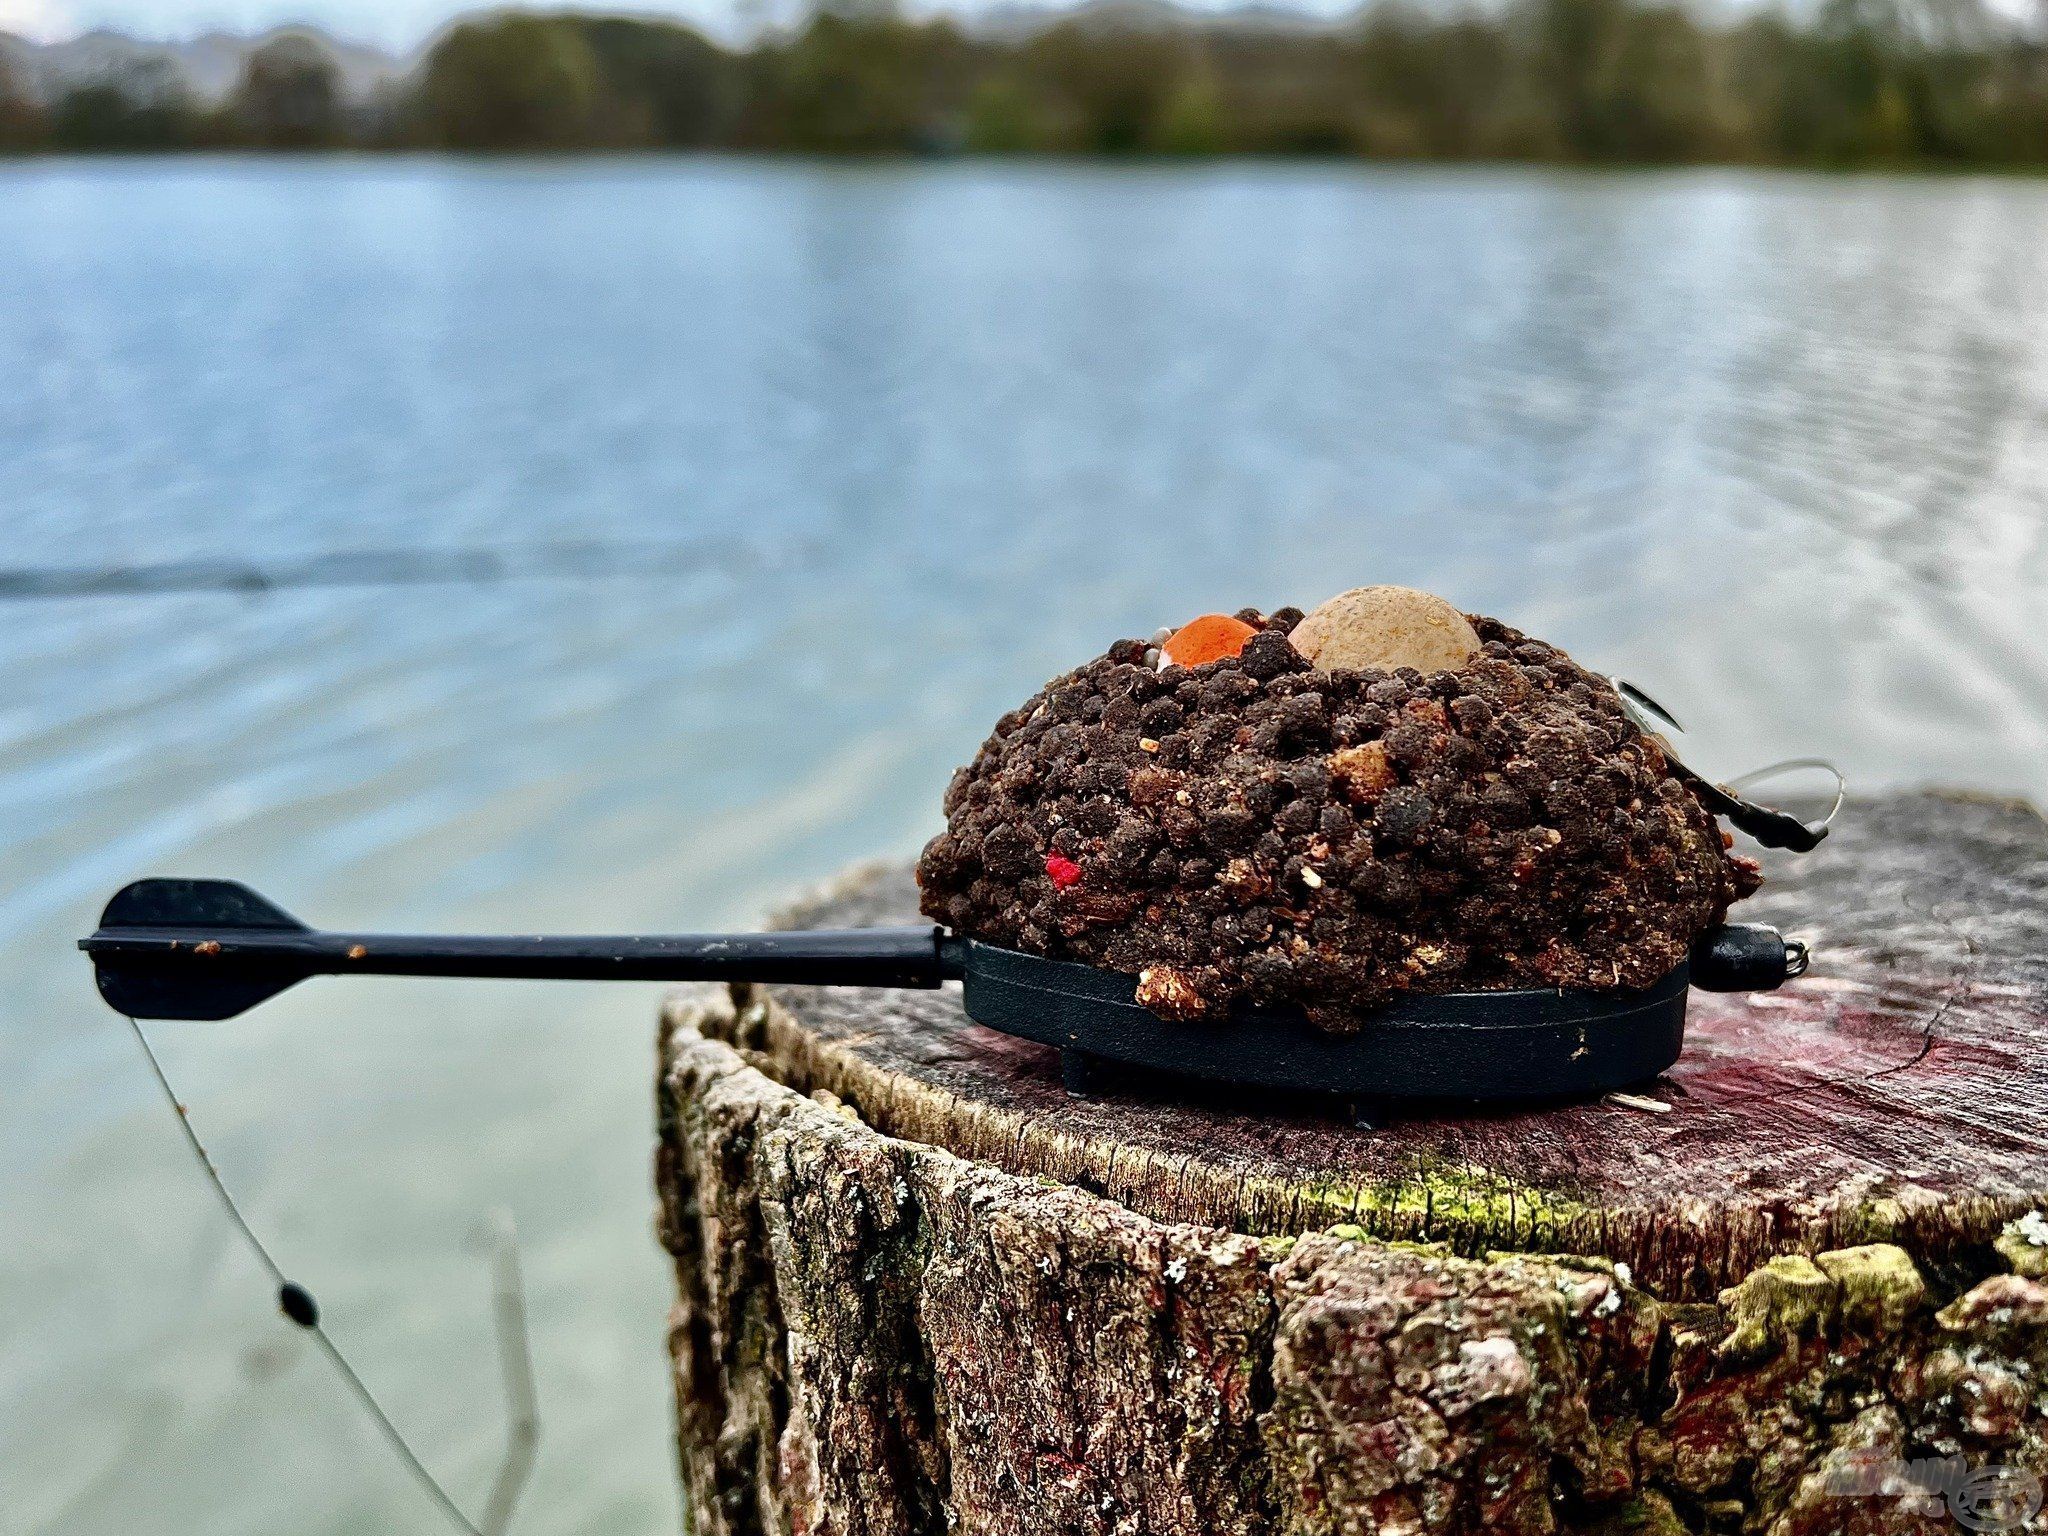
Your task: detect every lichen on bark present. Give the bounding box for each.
[660,987,2048,1536]
[662,794,2048,1533]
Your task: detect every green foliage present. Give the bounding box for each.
[48,59,203,151]
[0,54,48,151]
[415,14,607,148]
[1019,24,1202,153]
[747,12,967,151]
[13,0,2048,165]
[233,32,345,148]
[1151,69,1227,154]
[962,75,1045,151]
[577,16,744,145]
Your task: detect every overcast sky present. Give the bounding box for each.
[0,0,744,46]
[0,0,1356,47]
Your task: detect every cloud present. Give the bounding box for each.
[0,0,74,41]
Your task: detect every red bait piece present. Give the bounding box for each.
[1162,614,1259,669]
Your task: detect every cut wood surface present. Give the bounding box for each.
[656,790,2048,1535]
[717,790,2048,1297]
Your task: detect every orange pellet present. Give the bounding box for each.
[1161,614,1258,668]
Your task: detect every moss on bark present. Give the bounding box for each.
[660,986,2048,1535]
[660,795,2048,1532]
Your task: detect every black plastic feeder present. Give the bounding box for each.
[82,877,1804,1108]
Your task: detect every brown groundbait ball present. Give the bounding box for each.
[915,610,1762,1032]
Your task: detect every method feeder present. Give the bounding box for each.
[82,875,1808,1106]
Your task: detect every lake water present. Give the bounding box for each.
[3,157,2046,1534]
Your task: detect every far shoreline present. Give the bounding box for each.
[5,148,2047,181]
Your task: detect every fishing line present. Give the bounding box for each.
[477,1214,542,1536]
[119,1010,531,1536]
[1726,756,1849,830]
[0,534,809,601]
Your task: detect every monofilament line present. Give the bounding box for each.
[120,1010,505,1536]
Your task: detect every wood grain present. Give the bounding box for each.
[724,790,2048,1297]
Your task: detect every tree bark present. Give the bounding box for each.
[656,790,2048,1536]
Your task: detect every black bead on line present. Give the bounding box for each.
[279,1282,319,1329]
[117,1011,536,1536]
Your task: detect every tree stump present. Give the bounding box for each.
[655,790,2048,1536]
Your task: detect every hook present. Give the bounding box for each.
[1610,679,1843,853]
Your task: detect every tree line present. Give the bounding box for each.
[4,0,2046,166]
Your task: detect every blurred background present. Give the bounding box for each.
[3,0,2047,1531]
